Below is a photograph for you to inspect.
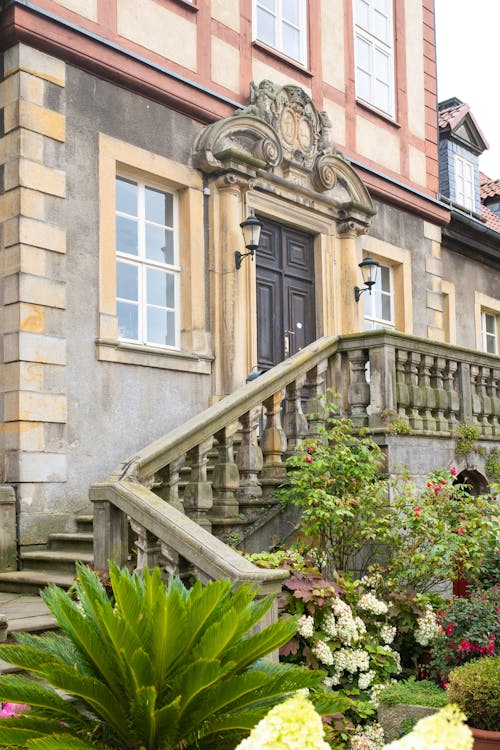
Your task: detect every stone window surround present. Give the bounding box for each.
[363,261,394,329]
[441,279,456,346]
[353,0,395,118]
[96,133,211,375]
[252,0,308,67]
[476,291,500,355]
[361,236,412,333]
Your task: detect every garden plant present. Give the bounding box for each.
[0,563,348,750]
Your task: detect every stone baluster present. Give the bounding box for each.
[489,368,500,436]
[236,407,263,500]
[304,360,328,437]
[92,500,129,570]
[261,391,287,494]
[431,356,449,432]
[395,349,410,426]
[284,376,308,453]
[457,361,472,423]
[211,423,240,519]
[367,343,396,428]
[418,354,436,432]
[154,456,185,512]
[129,520,161,572]
[346,350,369,428]
[444,359,460,431]
[159,541,180,578]
[478,366,493,437]
[407,352,424,430]
[470,365,483,433]
[183,439,214,531]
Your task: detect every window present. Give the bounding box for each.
[115,177,179,349]
[254,0,307,65]
[454,154,474,211]
[364,264,394,329]
[353,0,394,116]
[481,311,498,354]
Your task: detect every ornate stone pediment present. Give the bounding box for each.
[193,81,374,224]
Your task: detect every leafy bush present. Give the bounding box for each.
[447,656,500,731]
[378,679,447,708]
[426,586,500,685]
[0,563,346,750]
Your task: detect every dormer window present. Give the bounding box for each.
[454,154,474,211]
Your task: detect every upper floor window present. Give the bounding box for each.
[364,264,394,329]
[353,0,394,117]
[253,0,307,65]
[115,176,179,349]
[454,154,475,211]
[481,310,498,354]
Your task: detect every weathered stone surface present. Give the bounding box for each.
[378,703,439,743]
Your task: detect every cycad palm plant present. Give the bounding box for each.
[0,563,348,749]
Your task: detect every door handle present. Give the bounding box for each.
[284,330,295,358]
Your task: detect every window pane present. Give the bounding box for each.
[145,187,173,227]
[147,307,175,347]
[116,177,137,216]
[145,224,174,264]
[116,216,138,255]
[486,335,497,354]
[485,313,496,334]
[257,7,276,46]
[116,261,138,301]
[374,8,389,42]
[355,0,370,29]
[283,0,300,25]
[282,23,300,59]
[380,266,391,292]
[381,293,391,321]
[357,69,372,101]
[258,0,275,9]
[356,35,372,71]
[374,47,389,82]
[117,301,138,340]
[147,268,175,308]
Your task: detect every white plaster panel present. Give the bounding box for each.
[405,0,425,140]
[53,0,97,20]
[356,116,400,173]
[211,37,240,92]
[321,0,345,92]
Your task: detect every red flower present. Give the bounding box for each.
[307,446,314,454]
[450,466,457,476]
[305,455,313,464]
[457,527,465,535]
[441,478,447,485]
[426,481,433,488]
[413,507,421,518]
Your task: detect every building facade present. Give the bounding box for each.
[0,0,499,555]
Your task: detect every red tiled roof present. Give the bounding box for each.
[480,172,500,199]
[481,204,500,233]
[438,100,470,131]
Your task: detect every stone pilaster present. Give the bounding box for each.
[423,221,444,341]
[0,44,67,545]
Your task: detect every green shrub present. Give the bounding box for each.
[446,656,500,731]
[0,563,347,750]
[378,679,447,708]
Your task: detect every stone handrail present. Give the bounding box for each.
[90,330,500,598]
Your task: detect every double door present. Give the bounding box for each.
[256,218,316,370]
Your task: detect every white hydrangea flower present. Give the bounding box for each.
[380,624,396,644]
[323,673,341,688]
[414,606,441,646]
[350,735,375,750]
[323,612,337,638]
[312,639,334,665]
[358,592,389,615]
[297,614,315,638]
[331,597,353,618]
[333,647,370,674]
[358,669,376,690]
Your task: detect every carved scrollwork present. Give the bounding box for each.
[312,153,337,192]
[252,136,282,167]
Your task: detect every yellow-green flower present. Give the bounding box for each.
[235,693,330,750]
[383,704,473,750]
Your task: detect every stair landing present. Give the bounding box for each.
[0,591,58,673]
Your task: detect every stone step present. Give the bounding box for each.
[0,570,76,596]
[20,550,93,574]
[48,532,94,552]
[75,514,94,532]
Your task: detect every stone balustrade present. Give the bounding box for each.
[90,331,500,597]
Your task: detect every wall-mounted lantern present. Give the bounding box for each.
[235,209,263,270]
[354,256,380,302]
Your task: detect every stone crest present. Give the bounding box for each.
[245,80,334,171]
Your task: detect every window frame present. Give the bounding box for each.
[481,310,498,355]
[353,0,395,118]
[364,262,395,330]
[454,153,475,211]
[115,176,181,350]
[253,0,308,66]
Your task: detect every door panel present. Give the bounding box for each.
[256,218,315,369]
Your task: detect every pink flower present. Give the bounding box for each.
[457,527,465,535]
[0,703,29,718]
[450,466,457,476]
[433,485,441,493]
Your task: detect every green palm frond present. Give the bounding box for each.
[221,616,299,671]
[26,735,113,749]
[0,675,84,721]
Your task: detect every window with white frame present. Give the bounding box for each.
[253,0,307,65]
[364,264,394,329]
[353,0,394,117]
[454,154,475,211]
[481,310,498,354]
[115,176,179,349]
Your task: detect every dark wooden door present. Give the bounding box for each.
[256,218,316,370]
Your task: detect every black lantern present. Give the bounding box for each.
[235,210,263,270]
[354,256,380,302]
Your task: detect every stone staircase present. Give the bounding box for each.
[0,515,94,663]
